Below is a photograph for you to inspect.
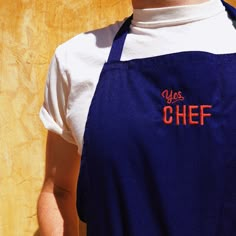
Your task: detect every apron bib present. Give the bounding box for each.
[77,3,236,236]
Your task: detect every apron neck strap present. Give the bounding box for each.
[107,15,132,63]
[107,1,236,63]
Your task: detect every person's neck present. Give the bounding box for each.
[132,0,209,8]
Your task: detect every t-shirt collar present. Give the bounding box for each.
[132,0,226,28]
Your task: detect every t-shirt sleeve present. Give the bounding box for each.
[39,49,77,145]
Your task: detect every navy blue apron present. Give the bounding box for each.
[77,2,236,236]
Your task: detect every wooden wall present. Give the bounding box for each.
[0,0,235,235]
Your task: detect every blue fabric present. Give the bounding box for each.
[77,2,236,236]
[107,15,132,62]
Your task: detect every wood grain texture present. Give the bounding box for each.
[0,0,235,235]
[0,0,131,235]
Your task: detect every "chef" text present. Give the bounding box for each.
[163,105,212,125]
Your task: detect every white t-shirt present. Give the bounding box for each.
[40,0,236,154]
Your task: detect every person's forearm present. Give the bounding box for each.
[37,191,79,236]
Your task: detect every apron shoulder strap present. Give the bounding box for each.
[107,16,133,63]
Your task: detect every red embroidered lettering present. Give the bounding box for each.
[163,106,173,124]
[176,105,187,125]
[161,89,173,104]
[161,89,184,104]
[173,92,178,100]
[200,105,212,125]
[162,105,212,125]
[188,105,199,125]
[161,90,212,126]
[177,91,184,100]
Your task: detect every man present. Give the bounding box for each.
[38,0,236,235]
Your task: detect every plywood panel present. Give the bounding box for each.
[0,0,235,235]
[0,1,131,235]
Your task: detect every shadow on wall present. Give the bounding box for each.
[33,229,40,236]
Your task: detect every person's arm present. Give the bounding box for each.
[37,131,81,236]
